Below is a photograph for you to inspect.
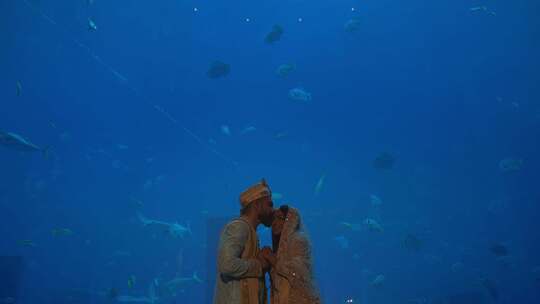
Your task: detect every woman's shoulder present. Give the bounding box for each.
[289,232,311,248]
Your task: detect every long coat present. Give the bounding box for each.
[270,208,321,304]
[214,218,267,304]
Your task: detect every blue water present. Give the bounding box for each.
[1,0,539,303]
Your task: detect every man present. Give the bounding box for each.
[213,179,275,304]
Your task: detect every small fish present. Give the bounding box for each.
[276,64,295,77]
[469,6,487,12]
[0,297,15,304]
[127,275,136,289]
[272,192,284,200]
[265,25,284,44]
[489,243,509,257]
[17,240,36,247]
[373,152,395,169]
[402,233,422,251]
[370,194,382,206]
[289,87,312,102]
[499,158,523,172]
[273,131,288,139]
[107,287,119,300]
[207,61,230,79]
[130,198,144,208]
[364,218,384,232]
[240,126,256,135]
[451,262,464,273]
[52,228,74,237]
[16,81,22,96]
[220,125,231,136]
[0,131,49,158]
[339,222,362,232]
[371,274,385,287]
[88,18,97,31]
[333,235,349,249]
[344,18,361,33]
[481,278,499,301]
[314,173,326,196]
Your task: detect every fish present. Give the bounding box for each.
[16,81,22,96]
[469,6,487,11]
[17,240,36,247]
[289,87,312,102]
[370,194,382,206]
[333,235,349,249]
[221,125,231,136]
[137,212,192,239]
[240,126,256,135]
[339,222,363,232]
[163,272,203,296]
[107,287,119,300]
[489,243,509,257]
[105,280,158,303]
[344,18,361,33]
[373,152,395,169]
[402,234,423,251]
[272,192,284,201]
[88,18,97,31]
[0,131,49,158]
[499,157,523,172]
[128,275,136,289]
[451,262,464,273]
[276,64,295,77]
[265,25,284,44]
[273,131,288,139]
[314,173,326,196]
[0,298,15,304]
[480,278,499,301]
[52,228,74,237]
[207,61,230,79]
[364,218,384,232]
[371,274,385,287]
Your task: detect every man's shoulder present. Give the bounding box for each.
[222,218,250,233]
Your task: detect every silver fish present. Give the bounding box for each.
[0,131,48,157]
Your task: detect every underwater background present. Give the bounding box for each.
[1,0,540,303]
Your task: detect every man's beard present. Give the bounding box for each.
[261,213,274,227]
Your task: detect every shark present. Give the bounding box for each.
[0,131,48,158]
[161,272,203,296]
[137,212,191,239]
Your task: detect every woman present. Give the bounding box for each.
[261,205,321,304]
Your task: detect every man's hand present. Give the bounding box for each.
[259,247,277,267]
[260,246,273,257]
[257,251,270,272]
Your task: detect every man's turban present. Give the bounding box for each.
[239,179,272,208]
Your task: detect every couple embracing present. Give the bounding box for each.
[213,179,321,304]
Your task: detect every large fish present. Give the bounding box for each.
[161,272,203,296]
[137,212,192,239]
[0,131,48,158]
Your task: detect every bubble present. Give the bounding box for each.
[298,17,303,22]
[193,7,199,12]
